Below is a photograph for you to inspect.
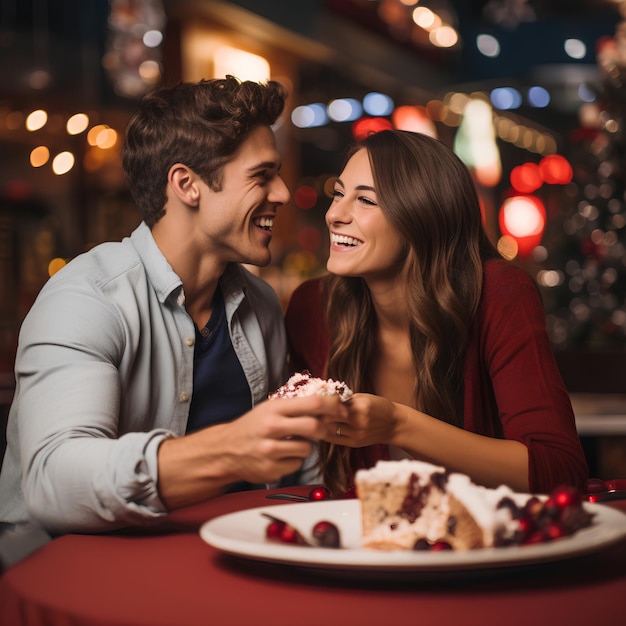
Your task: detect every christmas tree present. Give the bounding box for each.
[539,7,626,353]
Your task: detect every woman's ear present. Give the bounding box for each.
[167,163,200,207]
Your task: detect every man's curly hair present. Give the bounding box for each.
[122,76,288,227]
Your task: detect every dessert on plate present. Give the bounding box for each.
[354,459,593,551]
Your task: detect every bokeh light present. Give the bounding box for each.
[30,146,50,168]
[362,92,394,116]
[564,38,586,60]
[48,258,67,277]
[510,162,543,193]
[499,195,546,256]
[476,34,500,57]
[143,30,164,48]
[352,117,393,140]
[297,226,322,252]
[392,106,437,137]
[539,154,573,184]
[26,109,48,131]
[490,87,522,110]
[527,86,550,108]
[291,104,328,128]
[294,185,318,209]
[66,113,90,135]
[327,98,363,122]
[52,151,75,175]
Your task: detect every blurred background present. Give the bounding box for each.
[0,0,625,475]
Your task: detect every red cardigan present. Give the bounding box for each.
[285,261,589,493]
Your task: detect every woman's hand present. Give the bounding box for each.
[323,392,401,448]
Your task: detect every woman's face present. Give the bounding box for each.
[326,148,406,282]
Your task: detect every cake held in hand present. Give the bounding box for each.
[269,371,353,401]
[355,459,593,551]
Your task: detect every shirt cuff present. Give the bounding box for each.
[141,432,172,513]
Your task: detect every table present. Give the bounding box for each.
[570,393,626,436]
[1,487,625,626]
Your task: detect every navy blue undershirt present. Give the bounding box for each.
[186,286,252,434]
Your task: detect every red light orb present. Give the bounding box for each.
[539,154,573,185]
[499,194,546,257]
[510,162,543,193]
[294,185,318,209]
[352,117,393,141]
[296,226,322,252]
[391,105,437,137]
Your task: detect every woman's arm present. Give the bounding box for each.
[323,264,587,493]
[474,263,588,491]
[326,393,530,491]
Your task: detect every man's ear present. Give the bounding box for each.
[168,163,200,207]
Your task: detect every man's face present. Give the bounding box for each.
[198,125,290,267]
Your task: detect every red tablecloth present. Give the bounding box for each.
[1,487,625,626]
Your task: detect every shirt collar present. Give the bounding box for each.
[130,222,182,303]
[129,222,249,312]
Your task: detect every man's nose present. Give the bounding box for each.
[269,176,290,206]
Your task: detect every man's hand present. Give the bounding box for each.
[157,395,348,508]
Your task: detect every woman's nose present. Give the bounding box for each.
[326,198,350,225]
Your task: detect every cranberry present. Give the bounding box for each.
[524,530,547,545]
[263,513,308,545]
[523,496,543,519]
[430,541,453,551]
[560,505,594,534]
[279,524,307,545]
[308,486,331,501]
[549,485,582,510]
[518,516,534,539]
[544,520,567,541]
[265,520,285,540]
[312,520,341,548]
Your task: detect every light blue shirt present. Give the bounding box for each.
[0,222,289,533]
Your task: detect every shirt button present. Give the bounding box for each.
[180,392,189,402]
[185,337,194,347]
[200,327,209,338]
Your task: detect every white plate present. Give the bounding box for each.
[199,499,626,572]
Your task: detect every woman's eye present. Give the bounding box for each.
[359,196,377,206]
[331,189,344,199]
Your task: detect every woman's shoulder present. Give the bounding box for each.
[285,276,330,375]
[286,275,327,314]
[483,258,538,295]
[290,275,326,298]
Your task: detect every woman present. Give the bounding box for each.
[286,130,588,497]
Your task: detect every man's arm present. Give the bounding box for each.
[157,395,346,508]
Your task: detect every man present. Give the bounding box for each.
[0,77,345,534]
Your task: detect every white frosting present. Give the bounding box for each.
[357,459,521,548]
[269,372,353,401]
[355,459,445,485]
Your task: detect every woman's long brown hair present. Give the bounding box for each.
[319,130,500,496]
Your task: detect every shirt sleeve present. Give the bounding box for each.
[479,264,588,492]
[15,285,174,533]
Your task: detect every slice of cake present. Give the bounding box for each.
[354,459,592,551]
[269,371,353,401]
